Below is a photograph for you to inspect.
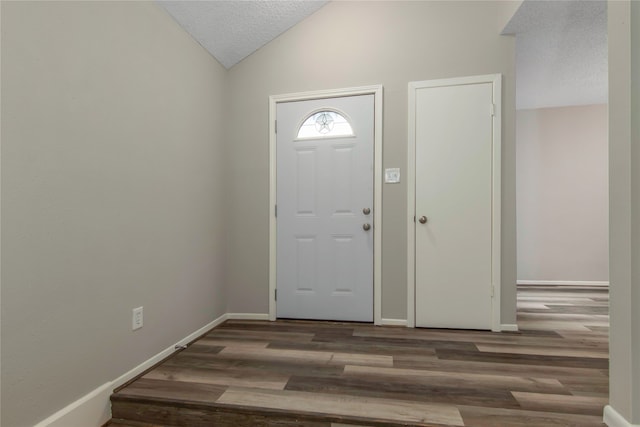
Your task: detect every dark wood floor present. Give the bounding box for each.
[109,285,609,426]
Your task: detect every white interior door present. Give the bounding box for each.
[413,79,498,330]
[276,95,374,321]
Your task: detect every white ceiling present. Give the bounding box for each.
[159,0,607,109]
[158,0,328,69]
[503,0,608,110]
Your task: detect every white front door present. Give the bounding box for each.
[276,95,374,322]
[412,77,499,330]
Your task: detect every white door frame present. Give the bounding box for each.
[269,85,384,324]
[406,74,502,331]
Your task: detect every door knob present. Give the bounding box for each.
[418,216,428,224]
[363,207,371,215]
[363,223,371,231]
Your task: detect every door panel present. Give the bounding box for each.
[295,237,317,292]
[295,149,317,214]
[277,95,374,321]
[331,146,355,213]
[415,82,494,330]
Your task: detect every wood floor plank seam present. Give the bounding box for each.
[217,386,465,426]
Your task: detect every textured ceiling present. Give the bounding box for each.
[503,0,608,110]
[158,0,328,69]
[159,1,606,108]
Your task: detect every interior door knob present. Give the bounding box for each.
[363,223,371,231]
[419,216,428,224]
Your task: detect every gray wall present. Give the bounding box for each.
[608,0,640,423]
[517,105,609,283]
[1,2,524,425]
[1,2,228,426]
[225,0,519,323]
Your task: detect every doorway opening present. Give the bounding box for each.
[504,0,609,324]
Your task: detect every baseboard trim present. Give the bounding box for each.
[380,318,408,326]
[226,312,270,320]
[604,405,640,427]
[33,313,229,427]
[33,382,114,427]
[517,280,609,287]
[500,323,519,332]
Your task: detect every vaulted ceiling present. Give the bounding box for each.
[158,1,328,69]
[159,0,607,110]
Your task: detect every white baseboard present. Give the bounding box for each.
[517,280,610,287]
[380,318,408,326]
[33,313,229,427]
[500,323,519,332]
[226,312,270,320]
[34,382,114,427]
[604,405,640,427]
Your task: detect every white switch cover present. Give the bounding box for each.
[385,168,401,183]
[132,306,143,330]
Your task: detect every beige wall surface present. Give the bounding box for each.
[1,2,228,426]
[225,1,518,323]
[633,2,640,420]
[517,105,609,282]
[608,0,640,423]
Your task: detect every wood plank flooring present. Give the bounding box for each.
[109,285,609,426]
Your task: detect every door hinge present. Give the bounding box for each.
[413,215,416,223]
[491,285,494,297]
[490,103,496,117]
[275,204,277,217]
[275,120,277,134]
[275,289,277,301]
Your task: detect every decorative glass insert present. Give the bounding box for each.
[297,110,354,139]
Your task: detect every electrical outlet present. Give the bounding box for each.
[132,306,143,330]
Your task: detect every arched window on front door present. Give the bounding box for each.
[296,110,354,139]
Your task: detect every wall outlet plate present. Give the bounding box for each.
[132,306,143,330]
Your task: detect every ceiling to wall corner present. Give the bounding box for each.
[503,0,607,110]
[158,0,328,69]
[158,0,606,108]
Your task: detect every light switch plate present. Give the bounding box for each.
[385,168,400,184]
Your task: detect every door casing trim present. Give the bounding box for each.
[407,74,502,331]
[269,85,384,324]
